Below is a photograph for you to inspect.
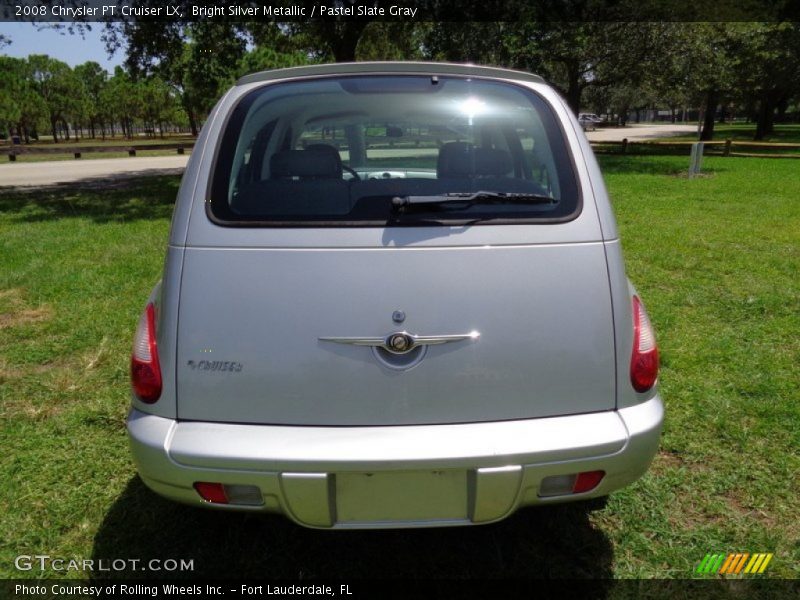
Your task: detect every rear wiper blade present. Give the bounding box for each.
[391,191,556,209]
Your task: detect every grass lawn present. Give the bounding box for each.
[1,156,798,580]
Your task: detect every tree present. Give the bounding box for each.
[139,76,178,138]
[27,55,87,142]
[102,66,142,139]
[422,22,515,65]
[733,23,800,140]
[105,21,249,135]
[421,21,665,116]
[238,46,310,76]
[355,22,424,61]
[74,61,108,138]
[0,57,24,136]
[284,21,370,62]
[509,22,663,115]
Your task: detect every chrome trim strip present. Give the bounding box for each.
[319,331,480,355]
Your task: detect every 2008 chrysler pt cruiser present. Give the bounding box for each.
[127,62,663,528]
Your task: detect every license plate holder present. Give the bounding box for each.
[335,470,468,524]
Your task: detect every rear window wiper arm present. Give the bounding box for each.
[391,191,556,210]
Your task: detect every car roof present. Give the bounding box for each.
[236,61,545,86]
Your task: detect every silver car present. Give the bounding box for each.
[128,62,663,529]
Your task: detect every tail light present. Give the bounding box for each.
[193,482,228,504]
[539,470,606,497]
[630,295,659,393]
[193,482,263,506]
[131,302,162,403]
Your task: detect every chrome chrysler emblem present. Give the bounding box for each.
[388,333,411,353]
[319,330,480,355]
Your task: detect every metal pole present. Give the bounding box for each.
[689,142,705,177]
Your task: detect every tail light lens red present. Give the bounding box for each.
[630,295,659,393]
[539,470,606,497]
[572,470,605,494]
[131,302,162,403]
[193,482,228,504]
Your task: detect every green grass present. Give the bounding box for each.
[0,156,798,580]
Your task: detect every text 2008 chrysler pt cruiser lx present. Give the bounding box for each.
[128,62,663,528]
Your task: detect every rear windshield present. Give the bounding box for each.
[209,75,580,226]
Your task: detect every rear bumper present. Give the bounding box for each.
[127,395,663,528]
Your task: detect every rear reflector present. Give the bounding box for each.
[630,295,659,393]
[539,470,606,497]
[193,482,228,504]
[572,470,605,494]
[193,482,263,506]
[131,302,162,403]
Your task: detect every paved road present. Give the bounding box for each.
[0,155,189,187]
[585,123,697,141]
[0,124,697,187]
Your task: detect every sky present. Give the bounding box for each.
[0,22,125,71]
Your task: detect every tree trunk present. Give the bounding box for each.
[51,116,59,143]
[62,119,71,142]
[776,97,788,123]
[618,105,629,126]
[328,22,369,62]
[18,123,29,144]
[755,93,776,140]
[562,61,582,115]
[699,89,719,141]
[188,112,198,137]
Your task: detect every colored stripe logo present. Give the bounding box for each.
[696,553,773,574]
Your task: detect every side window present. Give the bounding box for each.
[518,127,558,196]
[230,119,277,197]
[296,124,349,163]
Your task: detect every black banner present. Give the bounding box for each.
[2,0,800,23]
[3,579,800,600]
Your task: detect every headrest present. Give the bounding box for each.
[437,142,512,178]
[270,146,342,179]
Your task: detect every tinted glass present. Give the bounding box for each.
[209,76,580,225]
